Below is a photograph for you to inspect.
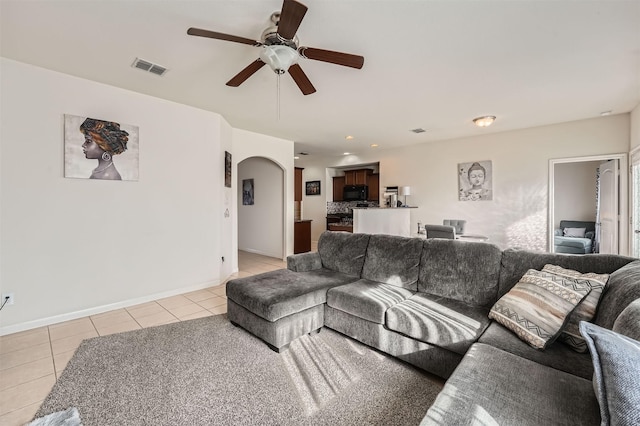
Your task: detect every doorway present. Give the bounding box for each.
[548,154,628,255]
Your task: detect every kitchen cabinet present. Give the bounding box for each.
[328,224,353,233]
[294,220,312,253]
[294,167,303,201]
[368,173,379,201]
[344,169,372,186]
[332,176,345,201]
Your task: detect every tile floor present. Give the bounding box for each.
[0,250,290,426]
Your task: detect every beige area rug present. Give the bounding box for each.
[34,314,443,425]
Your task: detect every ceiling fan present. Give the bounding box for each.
[187,0,364,95]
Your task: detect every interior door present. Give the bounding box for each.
[598,159,619,254]
[631,152,640,257]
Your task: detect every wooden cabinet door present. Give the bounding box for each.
[368,173,379,201]
[354,169,369,185]
[344,171,355,186]
[333,176,345,201]
[294,167,303,201]
[294,221,311,253]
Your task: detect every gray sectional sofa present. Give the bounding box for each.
[226,231,640,425]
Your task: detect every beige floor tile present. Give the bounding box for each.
[196,296,226,310]
[135,311,178,328]
[209,304,228,315]
[95,320,141,337]
[90,309,135,328]
[208,285,227,297]
[0,358,54,391]
[0,400,41,426]
[50,330,97,355]
[179,310,213,321]
[48,317,96,342]
[53,349,76,377]
[167,303,207,319]
[0,328,49,355]
[126,302,165,319]
[156,295,193,310]
[0,374,55,415]
[183,289,216,303]
[0,342,51,371]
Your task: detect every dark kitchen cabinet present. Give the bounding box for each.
[294,167,303,201]
[344,169,371,186]
[294,220,312,253]
[332,176,345,201]
[368,173,379,201]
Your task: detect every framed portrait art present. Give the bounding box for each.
[305,180,321,196]
[458,160,493,201]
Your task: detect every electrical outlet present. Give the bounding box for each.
[2,293,14,306]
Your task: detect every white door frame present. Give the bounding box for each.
[548,153,628,255]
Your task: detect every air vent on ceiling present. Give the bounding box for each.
[132,58,168,76]
[298,152,309,156]
[410,128,427,133]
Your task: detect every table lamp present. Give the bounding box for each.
[399,186,411,207]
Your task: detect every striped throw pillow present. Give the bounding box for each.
[542,264,610,352]
[489,269,592,350]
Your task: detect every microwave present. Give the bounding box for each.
[343,185,368,201]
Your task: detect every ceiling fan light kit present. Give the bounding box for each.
[260,45,299,74]
[187,0,364,95]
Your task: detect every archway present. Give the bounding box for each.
[237,156,285,258]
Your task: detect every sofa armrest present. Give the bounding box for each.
[585,231,595,240]
[554,228,563,236]
[287,252,322,272]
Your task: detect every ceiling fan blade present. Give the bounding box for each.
[288,64,316,95]
[298,47,364,69]
[187,28,261,46]
[226,60,266,87]
[277,0,308,40]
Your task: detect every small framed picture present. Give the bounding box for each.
[305,180,321,196]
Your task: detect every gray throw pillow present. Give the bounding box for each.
[564,227,587,237]
[580,321,640,426]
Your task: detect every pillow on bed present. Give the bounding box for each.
[564,227,587,238]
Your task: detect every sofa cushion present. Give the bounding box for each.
[360,234,423,291]
[563,227,586,237]
[418,239,502,308]
[594,260,640,329]
[498,248,633,300]
[488,269,592,350]
[542,264,610,352]
[613,298,640,341]
[477,322,594,379]
[580,322,640,426]
[326,280,414,324]
[386,293,491,355]
[420,343,600,426]
[226,268,357,322]
[317,231,370,277]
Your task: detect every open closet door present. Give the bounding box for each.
[598,159,619,254]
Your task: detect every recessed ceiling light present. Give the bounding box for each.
[600,110,612,116]
[345,135,354,140]
[343,152,351,155]
[473,116,496,127]
[294,156,300,160]
[370,144,379,148]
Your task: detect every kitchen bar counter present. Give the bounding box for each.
[352,207,414,237]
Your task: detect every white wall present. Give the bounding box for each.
[237,157,284,257]
[632,104,640,151]
[0,58,229,334]
[553,161,599,228]
[232,128,294,259]
[296,114,630,251]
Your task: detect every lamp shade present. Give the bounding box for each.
[399,186,411,196]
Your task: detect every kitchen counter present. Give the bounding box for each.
[352,207,414,236]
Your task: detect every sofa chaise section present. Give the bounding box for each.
[226,231,369,352]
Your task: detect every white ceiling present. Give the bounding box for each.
[2,1,639,156]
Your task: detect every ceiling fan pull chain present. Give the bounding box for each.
[277,73,281,121]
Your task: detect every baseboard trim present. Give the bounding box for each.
[0,278,222,337]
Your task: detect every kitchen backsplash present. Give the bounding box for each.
[327,201,379,214]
